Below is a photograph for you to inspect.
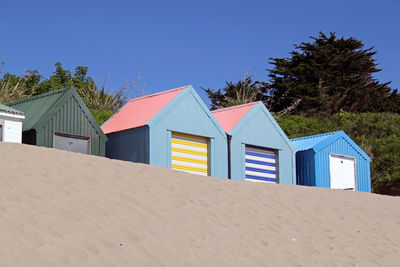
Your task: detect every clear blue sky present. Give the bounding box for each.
[1,0,399,104]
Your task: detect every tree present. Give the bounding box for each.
[0,70,41,103]
[268,32,397,114]
[0,62,138,124]
[32,63,133,115]
[203,73,268,110]
[35,62,96,95]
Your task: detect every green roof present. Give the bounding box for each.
[8,87,69,130]
[0,103,24,115]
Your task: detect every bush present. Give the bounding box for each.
[90,109,115,126]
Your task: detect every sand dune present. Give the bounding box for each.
[0,142,399,266]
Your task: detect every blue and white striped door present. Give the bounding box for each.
[245,145,277,183]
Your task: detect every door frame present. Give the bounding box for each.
[244,144,278,183]
[329,153,357,191]
[0,120,3,142]
[53,131,91,155]
[170,131,210,176]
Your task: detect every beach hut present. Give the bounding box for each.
[8,86,107,156]
[212,101,296,184]
[0,104,25,143]
[291,131,371,192]
[102,85,228,178]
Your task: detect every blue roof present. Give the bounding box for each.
[290,131,370,161]
[291,131,338,151]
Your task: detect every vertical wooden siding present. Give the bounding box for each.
[36,95,106,156]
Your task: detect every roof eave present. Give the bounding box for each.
[311,131,371,161]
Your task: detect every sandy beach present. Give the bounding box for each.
[0,142,399,266]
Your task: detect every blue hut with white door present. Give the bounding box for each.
[212,101,296,184]
[291,131,371,192]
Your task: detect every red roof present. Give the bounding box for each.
[102,86,188,134]
[212,102,259,133]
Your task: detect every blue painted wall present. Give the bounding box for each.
[229,103,296,184]
[293,132,371,192]
[295,150,315,186]
[148,87,228,179]
[315,137,371,192]
[106,126,150,163]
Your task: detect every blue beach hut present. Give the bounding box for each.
[212,102,296,184]
[291,131,371,192]
[102,85,228,179]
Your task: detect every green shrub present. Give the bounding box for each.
[90,109,115,126]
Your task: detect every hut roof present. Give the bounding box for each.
[101,86,188,134]
[0,103,24,116]
[291,131,370,160]
[8,87,70,130]
[8,87,106,142]
[211,102,259,133]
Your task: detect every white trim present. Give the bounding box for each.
[0,111,25,120]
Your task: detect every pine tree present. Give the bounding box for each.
[268,32,397,114]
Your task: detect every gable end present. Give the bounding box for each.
[148,86,227,140]
[230,103,295,151]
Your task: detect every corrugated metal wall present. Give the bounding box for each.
[230,104,296,184]
[106,126,149,163]
[296,150,316,186]
[149,88,228,179]
[36,95,106,156]
[316,137,371,192]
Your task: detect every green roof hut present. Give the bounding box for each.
[8,86,107,156]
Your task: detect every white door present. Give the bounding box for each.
[171,132,209,176]
[245,145,277,183]
[329,154,356,190]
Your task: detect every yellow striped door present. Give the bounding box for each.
[171,132,209,176]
